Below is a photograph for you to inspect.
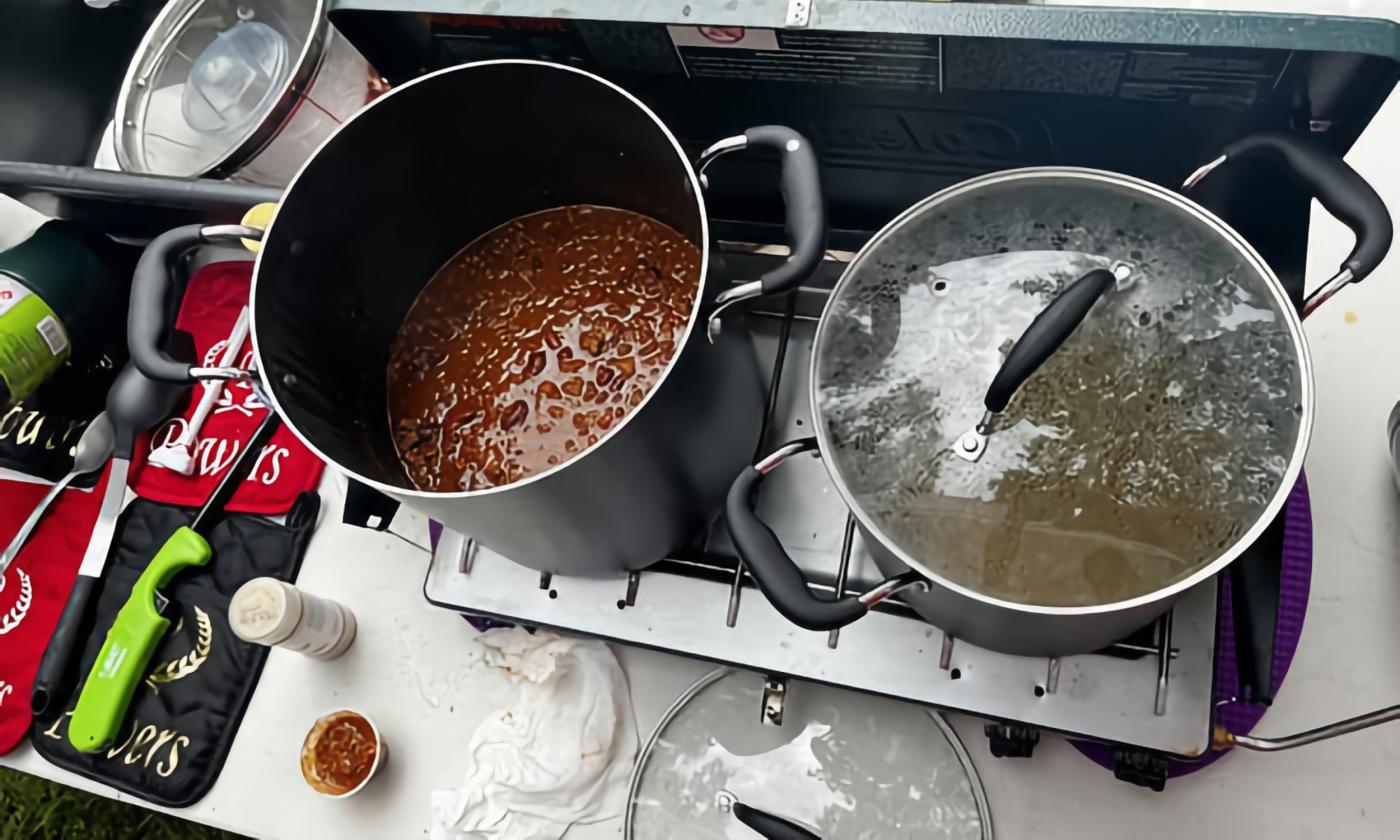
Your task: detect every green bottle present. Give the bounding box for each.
[0,221,123,407]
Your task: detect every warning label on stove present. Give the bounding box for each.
[942,39,1289,109]
[666,25,942,91]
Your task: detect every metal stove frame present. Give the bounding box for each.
[425,249,1221,775]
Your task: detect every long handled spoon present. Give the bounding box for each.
[0,413,115,576]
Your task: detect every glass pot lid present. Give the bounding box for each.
[115,0,323,177]
[626,669,990,839]
[813,170,1309,609]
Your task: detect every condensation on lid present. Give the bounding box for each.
[814,171,1307,608]
[627,669,990,839]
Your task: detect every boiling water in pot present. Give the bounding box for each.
[387,205,699,491]
[818,178,1304,607]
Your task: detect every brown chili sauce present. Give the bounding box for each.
[301,711,378,795]
[387,205,699,491]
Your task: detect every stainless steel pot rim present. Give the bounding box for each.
[622,667,994,840]
[809,166,1314,618]
[114,0,333,179]
[250,59,713,500]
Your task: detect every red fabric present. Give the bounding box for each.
[0,465,110,754]
[128,262,324,515]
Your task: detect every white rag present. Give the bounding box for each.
[429,628,637,840]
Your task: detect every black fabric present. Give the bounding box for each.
[0,352,120,486]
[31,492,319,807]
[0,329,193,486]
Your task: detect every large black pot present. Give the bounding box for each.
[126,60,826,576]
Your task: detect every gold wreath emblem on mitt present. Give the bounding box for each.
[0,569,33,635]
[145,605,213,693]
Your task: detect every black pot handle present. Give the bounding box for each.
[128,223,264,384]
[699,126,826,338]
[1183,130,1393,317]
[725,439,926,632]
[954,268,1116,461]
[733,802,822,840]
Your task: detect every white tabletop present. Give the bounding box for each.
[9,4,1400,837]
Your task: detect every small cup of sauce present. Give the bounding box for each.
[300,709,385,798]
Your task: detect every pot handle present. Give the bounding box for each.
[725,439,927,632]
[128,223,264,384]
[954,267,1116,461]
[1183,131,1393,317]
[699,126,827,337]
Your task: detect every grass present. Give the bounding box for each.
[0,767,246,839]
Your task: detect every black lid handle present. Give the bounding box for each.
[733,801,822,840]
[954,267,1117,461]
[725,439,926,631]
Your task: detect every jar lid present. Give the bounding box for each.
[114,0,325,178]
[813,169,1308,608]
[229,577,302,645]
[626,669,991,839]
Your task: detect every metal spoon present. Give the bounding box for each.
[0,412,115,575]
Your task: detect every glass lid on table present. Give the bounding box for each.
[116,0,317,176]
[814,172,1306,608]
[627,669,990,839]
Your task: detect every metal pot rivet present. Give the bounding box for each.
[928,270,951,297]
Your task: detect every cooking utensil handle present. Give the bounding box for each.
[743,126,826,296]
[129,224,263,384]
[30,574,100,716]
[733,802,821,840]
[1229,513,1286,706]
[984,268,1115,414]
[725,439,925,631]
[0,475,73,574]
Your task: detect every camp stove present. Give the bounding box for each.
[316,0,1400,791]
[426,250,1230,786]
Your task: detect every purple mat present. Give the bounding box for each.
[1073,476,1312,775]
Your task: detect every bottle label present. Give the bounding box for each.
[0,276,70,405]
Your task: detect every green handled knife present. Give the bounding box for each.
[69,408,281,753]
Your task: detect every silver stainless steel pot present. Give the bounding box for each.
[113,0,380,186]
[125,60,827,577]
[727,132,1392,656]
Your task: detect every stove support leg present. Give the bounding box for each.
[725,564,743,628]
[1154,611,1173,716]
[1045,657,1060,695]
[625,571,640,607]
[827,516,856,649]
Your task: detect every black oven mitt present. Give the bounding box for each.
[0,352,120,487]
[31,492,319,807]
[0,329,192,487]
